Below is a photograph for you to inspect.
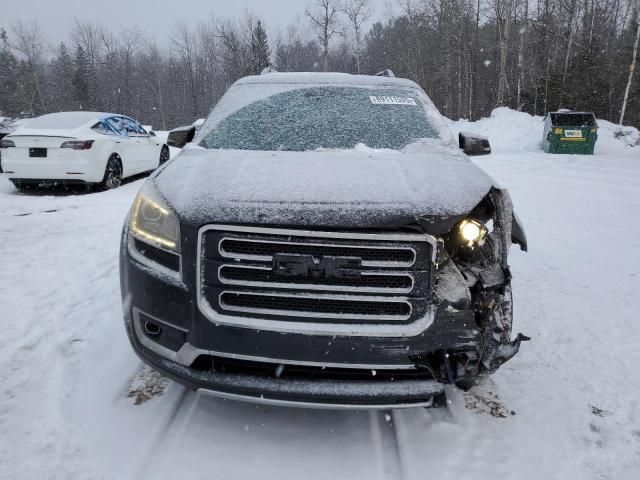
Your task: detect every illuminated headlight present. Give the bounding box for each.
[129,182,180,252]
[458,219,487,247]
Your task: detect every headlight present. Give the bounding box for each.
[458,219,487,247]
[129,182,180,252]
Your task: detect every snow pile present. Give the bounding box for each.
[153,130,169,143]
[447,107,639,155]
[596,118,640,151]
[448,107,544,153]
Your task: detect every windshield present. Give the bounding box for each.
[199,86,440,151]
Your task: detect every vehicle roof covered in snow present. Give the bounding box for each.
[23,111,115,130]
[235,72,422,89]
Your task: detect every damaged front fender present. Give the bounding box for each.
[411,187,529,388]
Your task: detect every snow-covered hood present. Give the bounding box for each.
[153,148,496,232]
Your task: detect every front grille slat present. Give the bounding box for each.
[218,264,414,293]
[198,226,436,329]
[219,237,416,267]
[220,291,412,321]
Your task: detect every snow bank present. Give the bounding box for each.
[596,118,640,152]
[447,107,639,155]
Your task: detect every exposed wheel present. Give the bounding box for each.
[99,155,123,190]
[159,145,170,166]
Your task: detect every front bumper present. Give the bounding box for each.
[126,312,445,409]
[121,216,525,409]
[121,258,467,408]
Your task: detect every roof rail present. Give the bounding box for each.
[375,69,395,78]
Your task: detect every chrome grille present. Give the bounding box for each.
[218,264,415,293]
[220,291,411,320]
[219,237,415,267]
[197,225,436,334]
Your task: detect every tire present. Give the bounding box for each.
[158,145,170,167]
[99,154,123,190]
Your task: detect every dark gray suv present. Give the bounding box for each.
[119,72,528,408]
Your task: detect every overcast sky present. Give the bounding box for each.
[2,0,397,47]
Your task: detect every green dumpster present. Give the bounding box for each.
[541,110,598,154]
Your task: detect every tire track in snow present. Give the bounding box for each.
[368,410,405,480]
[132,385,195,480]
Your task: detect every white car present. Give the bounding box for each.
[0,112,169,190]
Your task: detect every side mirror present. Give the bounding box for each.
[149,131,156,137]
[459,132,491,156]
[167,125,197,148]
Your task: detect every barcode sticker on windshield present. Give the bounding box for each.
[369,96,417,106]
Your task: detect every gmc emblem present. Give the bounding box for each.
[272,254,362,279]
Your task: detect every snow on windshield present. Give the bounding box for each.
[23,112,105,130]
[199,86,439,151]
[195,80,456,151]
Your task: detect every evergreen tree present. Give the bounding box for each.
[250,21,271,75]
[49,43,75,111]
[0,29,19,116]
[72,45,91,110]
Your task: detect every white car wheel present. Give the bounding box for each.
[99,155,123,190]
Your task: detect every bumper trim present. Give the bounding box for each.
[197,388,442,410]
[133,308,203,365]
[132,308,418,370]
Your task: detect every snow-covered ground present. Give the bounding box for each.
[1,109,639,480]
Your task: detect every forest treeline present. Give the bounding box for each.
[0,0,639,129]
